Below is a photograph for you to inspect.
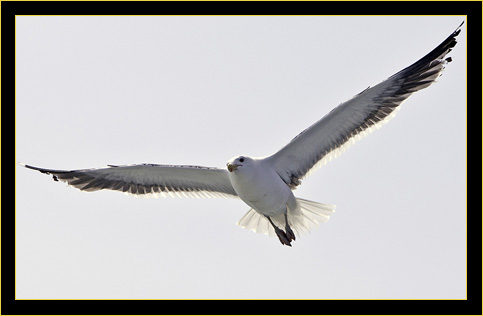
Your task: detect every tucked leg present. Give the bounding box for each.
[266,216,292,247]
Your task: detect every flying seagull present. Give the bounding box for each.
[22,23,462,246]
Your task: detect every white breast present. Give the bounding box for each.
[228,158,294,217]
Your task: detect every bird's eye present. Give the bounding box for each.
[239,157,245,163]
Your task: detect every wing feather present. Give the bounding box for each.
[266,23,462,189]
[23,163,238,198]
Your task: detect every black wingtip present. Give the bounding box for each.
[457,21,464,31]
[22,164,49,174]
[451,21,464,41]
[22,163,71,175]
[392,21,463,79]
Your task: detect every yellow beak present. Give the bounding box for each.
[227,163,241,172]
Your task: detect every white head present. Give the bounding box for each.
[226,156,254,173]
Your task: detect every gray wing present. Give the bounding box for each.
[266,23,462,189]
[23,163,238,198]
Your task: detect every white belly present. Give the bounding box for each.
[228,160,294,217]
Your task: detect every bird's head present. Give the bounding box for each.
[227,156,251,173]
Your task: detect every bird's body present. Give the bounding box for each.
[227,157,295,217]
[21,23,463,246]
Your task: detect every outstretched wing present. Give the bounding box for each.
[266,23,462,189]
[23,163,238,198]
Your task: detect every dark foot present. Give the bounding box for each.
[285,224,296,242]
[284,213,296,242]
[266,215,293,247]
[274,227,292,247]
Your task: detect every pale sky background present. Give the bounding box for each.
[16,16,466,299]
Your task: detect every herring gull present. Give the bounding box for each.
[22,23,462,246]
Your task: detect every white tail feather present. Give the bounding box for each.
[236,198,335,238]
